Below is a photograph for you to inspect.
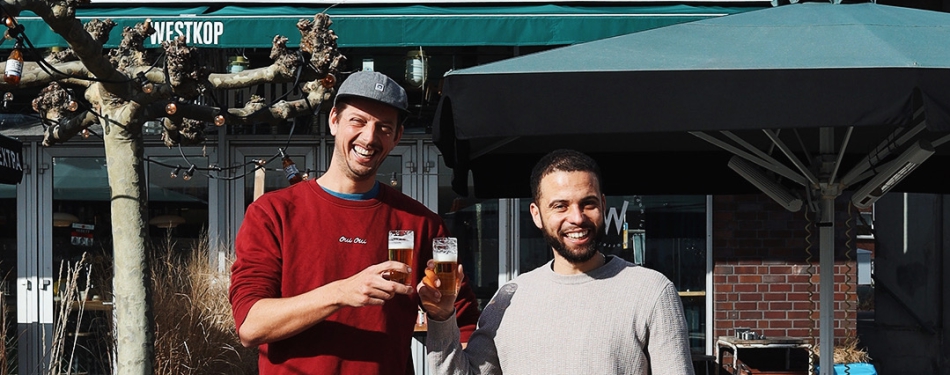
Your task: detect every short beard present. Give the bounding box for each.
[543,225,605,264]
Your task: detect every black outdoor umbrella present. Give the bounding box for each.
[435,1,950,198]
[432,2,950,373]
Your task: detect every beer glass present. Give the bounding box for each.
[432,237,458,296]
[388,230,414,284]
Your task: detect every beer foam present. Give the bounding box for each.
[433,251,457,262]
[389,242,413,249]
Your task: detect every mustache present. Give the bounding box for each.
[559,222,598,236]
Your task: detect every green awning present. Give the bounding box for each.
[11,4,760,49]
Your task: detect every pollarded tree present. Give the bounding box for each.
[0,1,344,373]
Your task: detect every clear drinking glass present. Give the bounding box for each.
[388,230,414,284]
[432,237,458,296]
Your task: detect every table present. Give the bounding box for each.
[716,336,812,375]
[70,300,113,311]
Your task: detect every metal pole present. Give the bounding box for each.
[818,127,835,375]
[819,196,835,375]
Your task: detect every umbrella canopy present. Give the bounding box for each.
[434,2,950,199]
[432,3,950,374]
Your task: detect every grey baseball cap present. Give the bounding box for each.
[333,71,409,114]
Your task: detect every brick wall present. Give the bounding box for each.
[713,194,861,346]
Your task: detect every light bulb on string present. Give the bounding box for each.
[170,165,181,179]
[67,100,78,112]
[390,172,398,187]
[165,101,178,115]
[320,73,336,88]
[214,114,226,126]
[182,165,196,181]
[136,72,153,94]
[2,14,16,29]
[81,129,89,139]
[2,92,11,111]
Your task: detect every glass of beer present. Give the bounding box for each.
[432,237,458,296]
[388,230,414,284]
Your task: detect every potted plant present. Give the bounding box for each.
[815,338,877,375]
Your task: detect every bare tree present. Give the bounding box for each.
[0,1,344,373]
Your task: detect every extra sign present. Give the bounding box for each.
[0,133,23,185]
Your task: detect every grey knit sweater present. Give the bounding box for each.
[426,256,695,375]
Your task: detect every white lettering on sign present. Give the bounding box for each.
[0,148,22,171]
[604,200,628,235]
[149,21,224,46]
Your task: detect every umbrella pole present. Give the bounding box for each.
[819,195,835,375]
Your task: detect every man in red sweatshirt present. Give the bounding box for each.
[229,71,480,374]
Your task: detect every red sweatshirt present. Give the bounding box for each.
[230,180,480,374]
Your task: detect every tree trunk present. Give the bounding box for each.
[101,108,154,374]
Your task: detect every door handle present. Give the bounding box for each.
[42,279,51,291]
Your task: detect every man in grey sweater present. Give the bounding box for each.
[418,149,695,375]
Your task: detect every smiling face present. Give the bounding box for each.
[325,96,403,192]
[529,170,606,265]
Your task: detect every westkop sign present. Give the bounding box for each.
[0,133,23,185]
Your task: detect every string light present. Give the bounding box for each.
[81,128,89,138]
[182,165,196,181]
[165,101,178,115]
[170,165,181,179]
[390,172,398,187]
[67,99,78,112]
[320,73,336,88]
[214,114,225,126]
[136,72,154,94]
[1,14,15,29]
[2,92,11,111]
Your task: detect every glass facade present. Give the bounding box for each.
[146,154,212,241]
[437,155,500,309]
[0,138,713,373]
[0,180,14,374]
[239,146,314,210]
[0,145,220,374]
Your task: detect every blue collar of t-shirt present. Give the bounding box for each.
[322,180,380,200]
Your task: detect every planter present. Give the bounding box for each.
[815,363,877,375]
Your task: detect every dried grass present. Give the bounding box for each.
[0,270,9,375]
[151,233,258,374]
[47,253,95,374]
[0,255,96,375]
[812,336,872,365]
[0,297,5,375]
[0,233,258,375]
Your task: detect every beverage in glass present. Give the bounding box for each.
[432,237,458,296]
[388,230,414,284]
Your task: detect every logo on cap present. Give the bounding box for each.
[374,83,384,92]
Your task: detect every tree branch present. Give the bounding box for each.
[0,60,92,89]
[17,1,128,87]
[41,110,97,146]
